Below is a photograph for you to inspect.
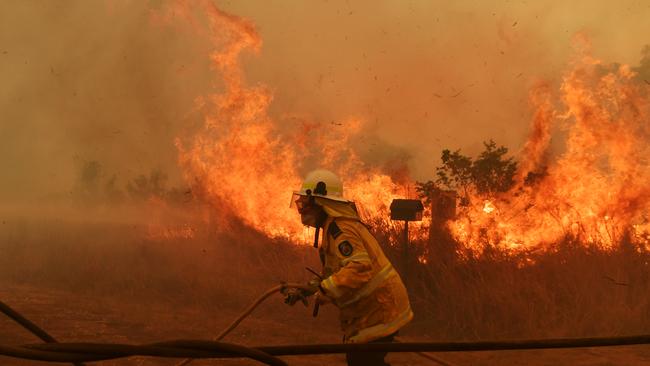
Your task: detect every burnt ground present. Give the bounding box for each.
[2,281,650,366]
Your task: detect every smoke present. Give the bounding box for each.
[1,0,650,204]
[221,1,650,178]
[0,1,211,203]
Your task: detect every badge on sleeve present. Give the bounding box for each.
[338,241,353,257]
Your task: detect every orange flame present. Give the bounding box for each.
[482,200,496,214]
[165,4,650,256]
[449,37,650,253]
[169,1,414,243]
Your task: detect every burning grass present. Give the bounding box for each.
[167,0,650,259]
[446,39,650,253]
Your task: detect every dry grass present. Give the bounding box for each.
[396,237,650,340]
[2,208,650,343]
[0,210,317,311]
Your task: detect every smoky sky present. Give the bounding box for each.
[1,0,650,203]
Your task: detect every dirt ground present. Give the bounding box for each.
[2,281,650,366]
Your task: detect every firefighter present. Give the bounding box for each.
[284,169,413,366]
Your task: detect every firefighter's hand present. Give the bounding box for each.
[280,283,317,307]
[307,277,321,292]
[283,287,309,306]
[314,291,332,306]
[305,277,332,306]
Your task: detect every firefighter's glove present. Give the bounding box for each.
[315,291,332,306]
[283,288,309,307]
[280,282,319,307]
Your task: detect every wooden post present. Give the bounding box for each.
[389,199,423,288]
[403,220,409,286]
[427,189,458,263]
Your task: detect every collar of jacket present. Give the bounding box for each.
[314,196,360,220]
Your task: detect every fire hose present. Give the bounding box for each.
[5,285,650,365]
[174,283,454,366]
[0,299,85,366]
[176,283,291,366]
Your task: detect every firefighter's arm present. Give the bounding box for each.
[319,229,374,301]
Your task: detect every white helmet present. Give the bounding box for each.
[291,169,349,206]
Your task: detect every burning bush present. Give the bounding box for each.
[419,140,518,205]
[443,43,650,254]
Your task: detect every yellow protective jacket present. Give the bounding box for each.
[318,214,413,343]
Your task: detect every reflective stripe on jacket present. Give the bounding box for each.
[319,216,413,343]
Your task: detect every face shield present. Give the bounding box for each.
[290,192,311,212]
[290,192,327,228]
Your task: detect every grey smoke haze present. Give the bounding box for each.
[1,1,650,203]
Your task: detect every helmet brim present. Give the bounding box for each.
[289,191,351,208]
